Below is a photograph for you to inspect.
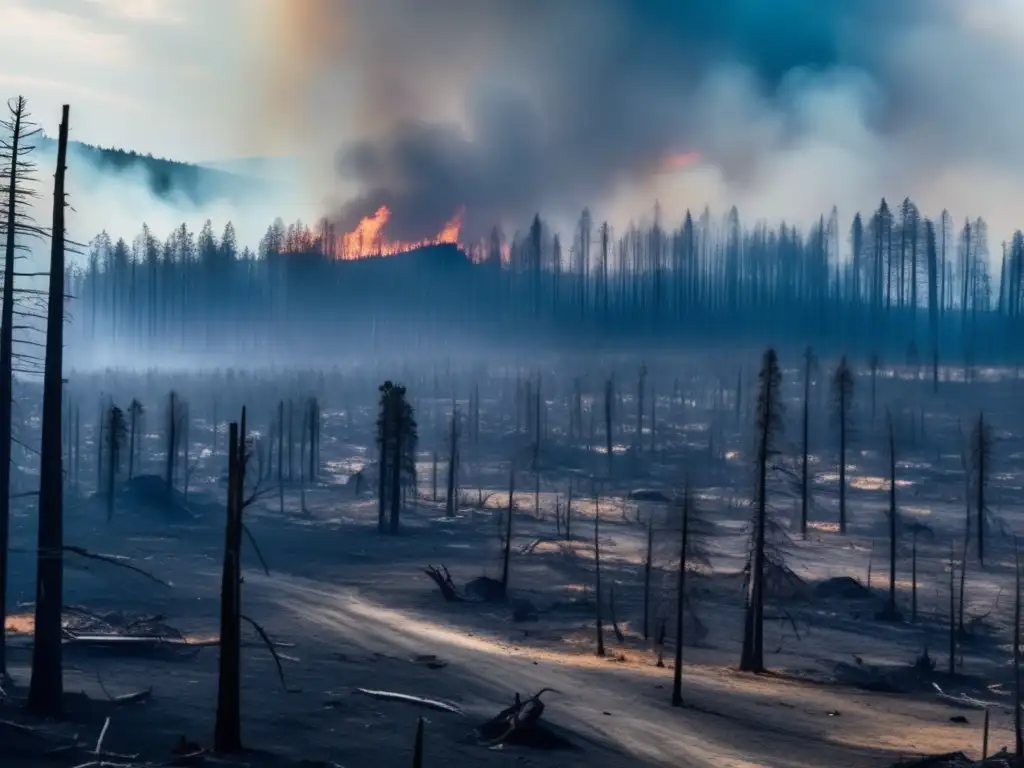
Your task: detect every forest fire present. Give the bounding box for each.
[339,205,465,259]
[660,150,702,172]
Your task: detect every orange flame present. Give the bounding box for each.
[339,205,465,259]
[660,151,702,173]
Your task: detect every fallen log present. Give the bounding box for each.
[113,688,152,706]
[931,683,1012,713]
[473,688,563,748]
[351,688,464,715]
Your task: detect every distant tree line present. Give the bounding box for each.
[68,199,1024,361]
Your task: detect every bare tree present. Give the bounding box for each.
[127,398,143,480]
[831,356,855,534]
[1015,536,1022,759]
[0,95,42,679]
[214,409,279,753]
[740,348,784,673]
[105,404,127,522]
[27,104,69,717]
[594,480,605,657]
[445,404,460,517]
[970,412,993,565]
[880,410,901,620]
[800,346,816,538]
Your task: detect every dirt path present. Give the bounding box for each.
[253,571,958,768]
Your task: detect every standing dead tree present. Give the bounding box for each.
[594,479,605,657]
[636,363,647,452]
[879,410,902,621]
[667,482,714,705]
[800,346,816,539]
[165,390,183,496]
[377,382,417,535]
[740,348,784,674]
[0,95,43,680]
[831,356,855,534]
[127,398,143,480]
[1015,536,1022,759]
[104,403,127,522]
[501,466,514,596]
[445,404,460,517]
[868,353,880,425]
[307,395,320,483]
[904,519,933,624]
[213,409,279,753]
[970,412,993,566]
[215,415,245,753]
[27,104,69,717]
[604,376,614,475]
[672,484,691,706]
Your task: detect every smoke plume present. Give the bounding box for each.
[263,0,1024,243]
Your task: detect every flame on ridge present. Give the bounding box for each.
[339,206,465,260]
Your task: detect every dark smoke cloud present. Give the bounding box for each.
[295,0,1022,240]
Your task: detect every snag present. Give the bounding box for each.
[423,565,463,602]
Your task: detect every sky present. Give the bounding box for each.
[0,0,269,161]
[5,0,1024,251]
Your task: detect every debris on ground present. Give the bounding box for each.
[471,688,573,750]
[813,576,874,600]
[889,750,1013,767]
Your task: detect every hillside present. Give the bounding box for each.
[35,136,266,206]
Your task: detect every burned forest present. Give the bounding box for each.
[5,6,1024,766]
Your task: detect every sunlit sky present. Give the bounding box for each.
[0,0,270,162]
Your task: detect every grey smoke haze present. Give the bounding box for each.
[281,0,1024,243]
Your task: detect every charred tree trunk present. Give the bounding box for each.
[165,392,178,496]
[431,451,437,502]
[594,487,605,657]
[643,512,653,640]
[671,489,690,707]
[287,399,294,482]
[128,406,137,480]
[378,398,388,534]
[214,417,245,753]
[445,408,457,517]
[565,481,572,541]
[911,535,918,623]
[389,411,402,535]
[884,413,899,619]
[604,377,613,475]
[0,96,24,678]
[501,467,514,595]
[948,543,956,676]
[800,350,812,539]
[27,104,69,717]
[277,400,284,514]
[1014,537,1022,759]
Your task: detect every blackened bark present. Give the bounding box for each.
[27,104,69,716]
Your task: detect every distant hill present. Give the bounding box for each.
[36,136,267,206]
